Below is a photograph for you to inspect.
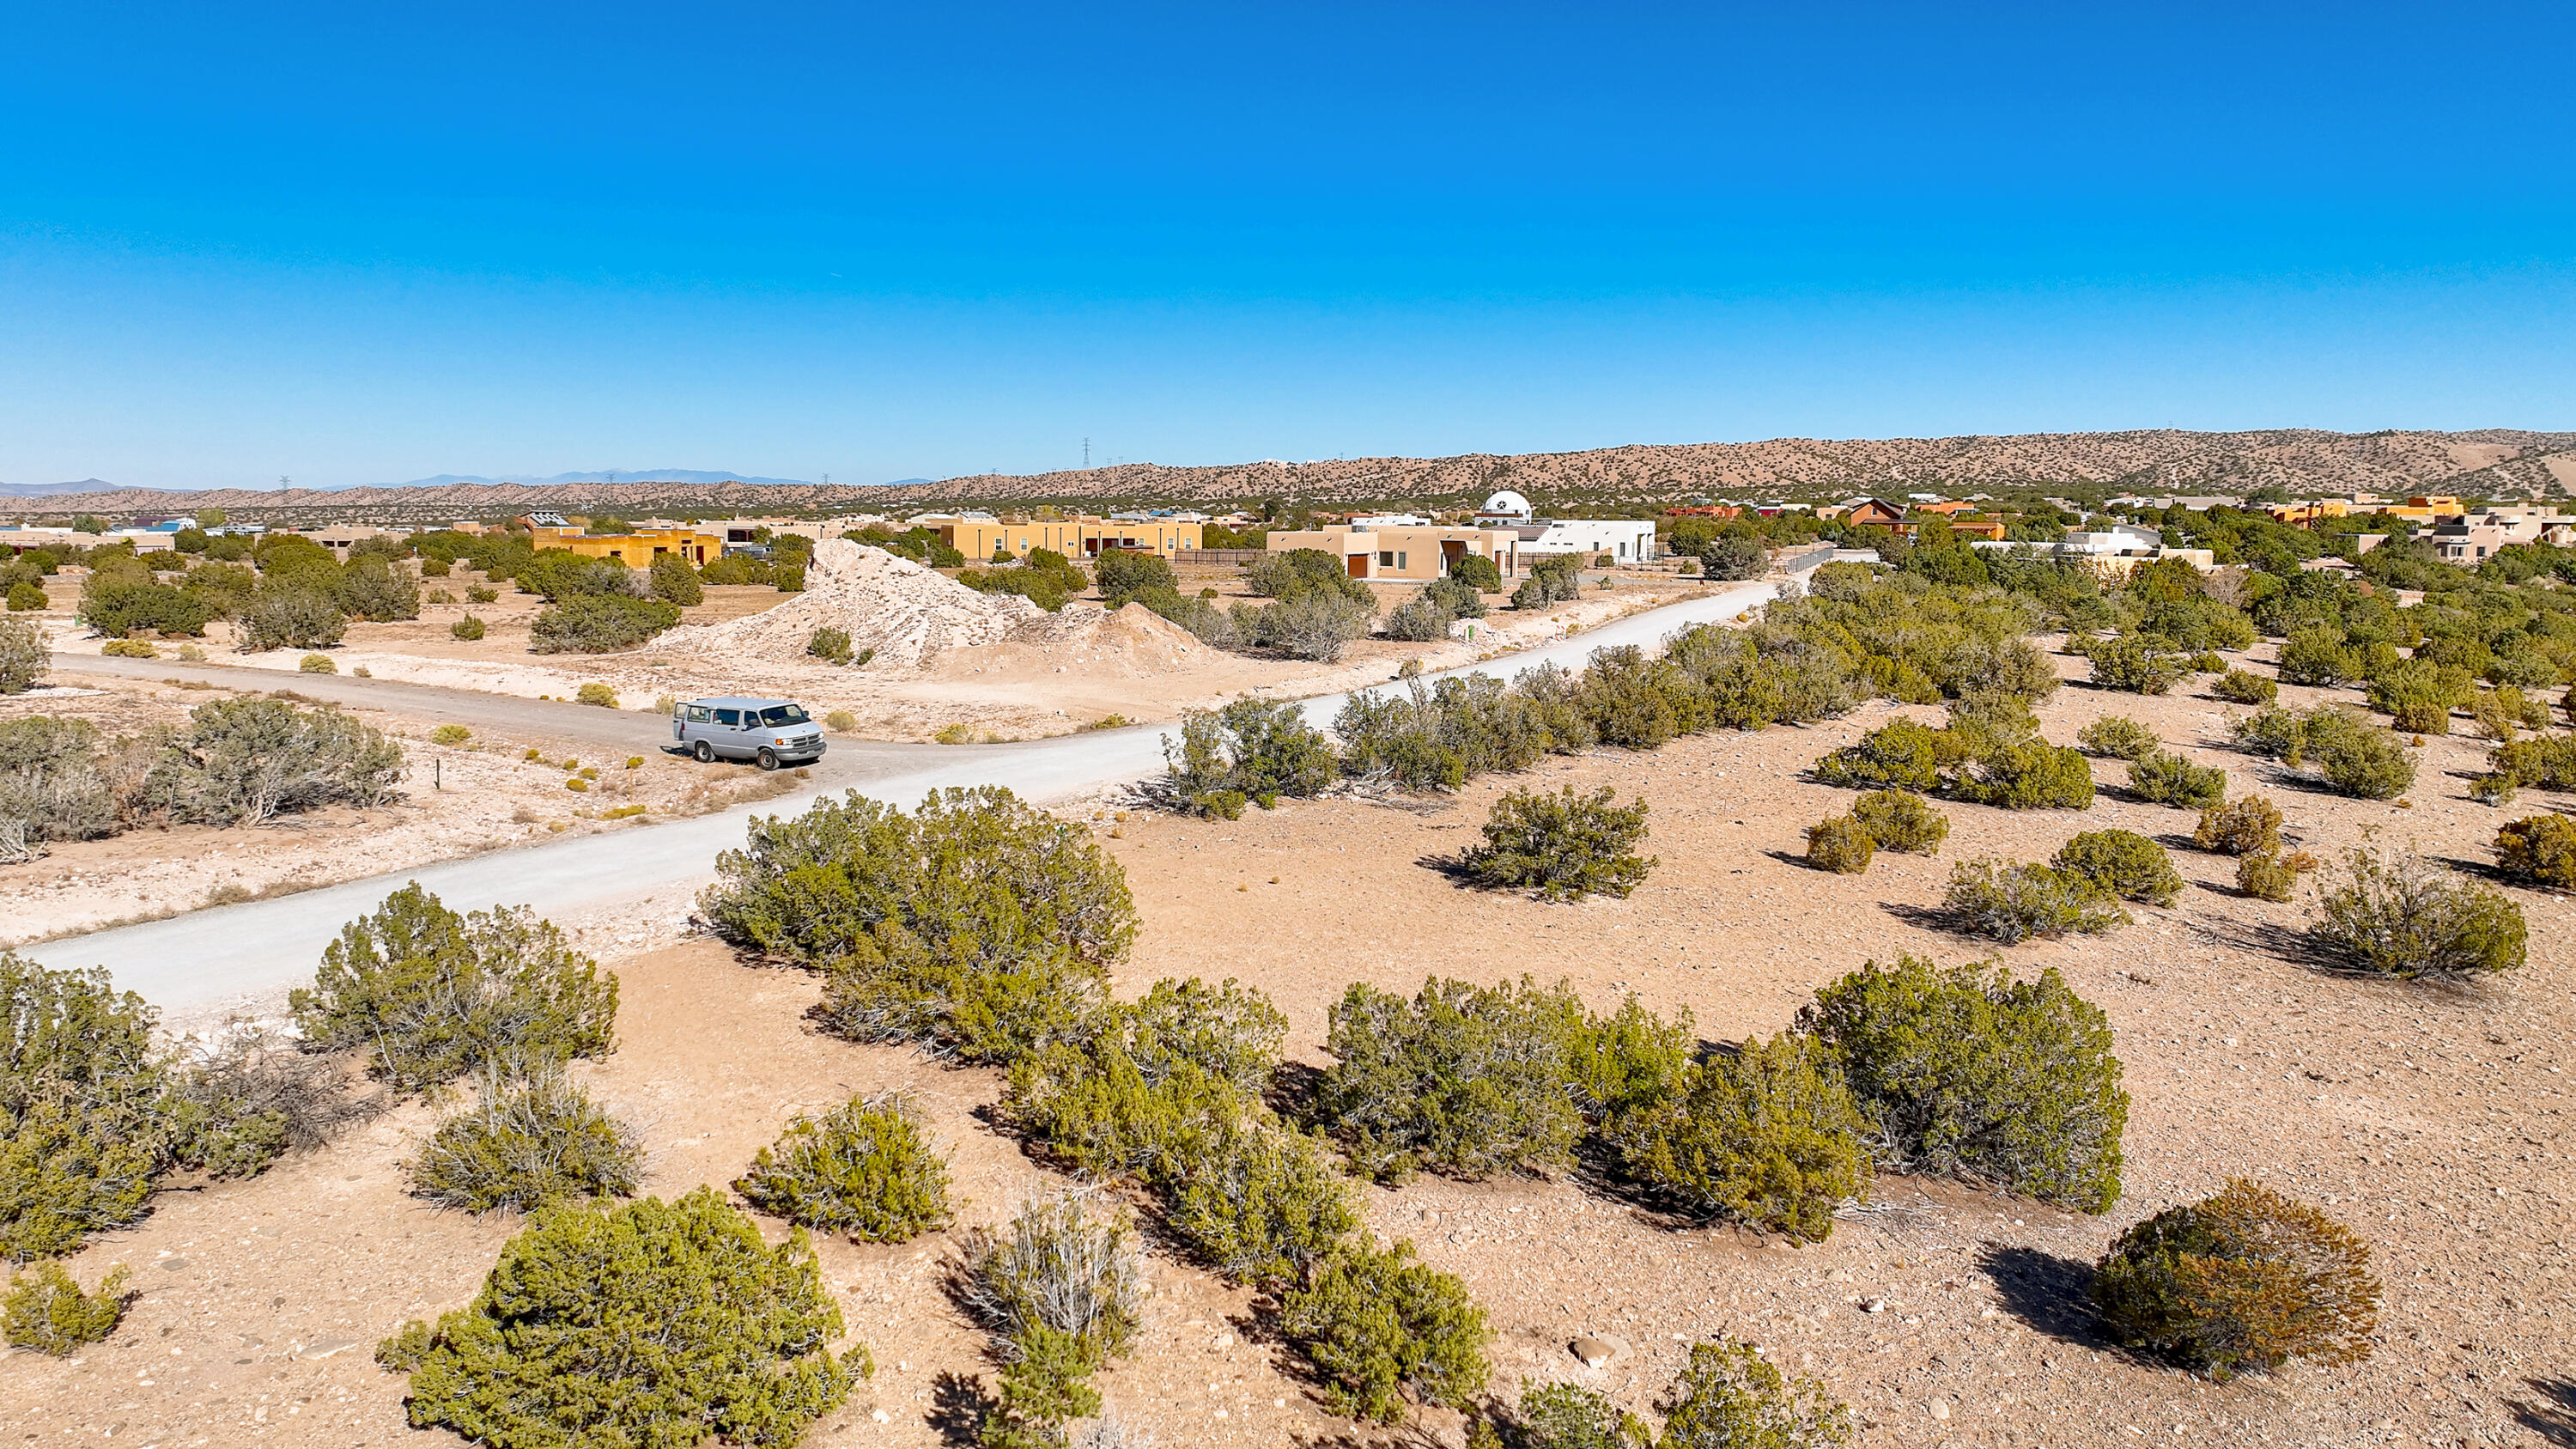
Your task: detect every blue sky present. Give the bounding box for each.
[3,2,2570,489]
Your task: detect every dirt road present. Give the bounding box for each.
[25,581,1775,1015]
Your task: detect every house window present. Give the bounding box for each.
[1380,551,1395,567]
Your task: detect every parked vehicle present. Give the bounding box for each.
[672,696,825,769]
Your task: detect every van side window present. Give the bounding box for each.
[714,709,741,726]
[686,705,712,722]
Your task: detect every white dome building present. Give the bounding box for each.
[1477,490,1534,522]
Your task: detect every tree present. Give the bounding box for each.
[383,1187,862,1448]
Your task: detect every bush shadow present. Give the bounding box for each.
[1975,1245,2123,1353]
[2510,1376,2576,1446]
[1764,847,1837,873]
[1412,851,1481,889]
[926,1370,996,1446]
[1879,900,1984,941]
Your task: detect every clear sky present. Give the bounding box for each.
[3,2,2570,489]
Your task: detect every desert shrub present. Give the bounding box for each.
[1698,534,1771,581]
[407,1070,644,1213]
[386,1186,860,1447]
[1850,788,1948,854]
[2275,625,2362,685]
[159,1025,362,1178]
[2494,813,2576,888]
[2366,658,2471,734]
[709,788,1133,1066]
[736,1093,951,1243]
[466,583,499,603]
[0,613,52,685]
[99,637,156,659]
[1233,590,1375,661]
[1079,548,1156,606]
[2076,715,2159,761]
[1802,813,1874,874]
[1653,1338,1854,1449]
[1510,576,1548,611]
[1450,553,1504,592]
[298,651,337,673]
[1458,784,1655,900]
[2236,706,2420,800]
[1425,574,1486,619]
[1117,977,1287,1093]
[1334,684,1468,791]
[2051,829,2184,906]
[79,580,216,638]
[1159,1115,1358,1288]
[2488,734,2576,791]
[2129,751,2227,809]
[428,723,471,746]
[807,625,854,664]
[2093,1178,2379,1380]
[513,551,641,601]
[1943,858,2129,943]
[2,1260,131,1354]
[1313,977,1585,1182]
[571,682,615,709]
[0,717,122,846]
[291,883,619,1093]
[1243,548,1370,603]
[2311,845,2526,978]
[235,588,347,650]
[528,594,680,653]
[2237,851,2302,902]
[648,551,703,605]
[1610,1033,1868,1244]
[1572,643,1690,747]
[954,1193,1145,1445]
[2213,668,2278,705]
[1279,1239,1491,1424]
[2086,635,2192,694]
[1952,737,2097,810]
[1801,956,2129,1212]
[1161,698,1338,812]
[339,557,422,621]
[4,581,46,612]
[1812,717,1954,790]
[1477,1382,1650,1449]
[2193,795,2282,855]
[1381,587,1455,642]
[142,697,404,825]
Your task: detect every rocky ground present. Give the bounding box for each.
[5,642,2571,1447]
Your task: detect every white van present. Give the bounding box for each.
[672,696,826,769]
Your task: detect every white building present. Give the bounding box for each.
[1470,490,1657,563]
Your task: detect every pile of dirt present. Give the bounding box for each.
[648,539,1045,668]
[927,600,1212,679]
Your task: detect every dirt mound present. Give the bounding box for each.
[648,539,1045,668]
[927,600,1212,680]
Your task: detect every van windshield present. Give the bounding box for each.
[758,705,810,727]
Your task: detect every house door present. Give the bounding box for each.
[1346,553,1368,578]
[1441,540,1466,574]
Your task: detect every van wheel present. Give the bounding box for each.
[756,747,779,771]
[692,740,714,763]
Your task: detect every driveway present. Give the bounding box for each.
[27,581,1776,1012]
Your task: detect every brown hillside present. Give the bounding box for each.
[11,427,2572,521]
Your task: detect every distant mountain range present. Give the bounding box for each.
[0,479,127,497]
[389,469,824,490]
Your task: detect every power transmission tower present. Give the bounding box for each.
[1083,438,1091,469]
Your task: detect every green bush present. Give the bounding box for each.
[2076,715,2160,761]
[1943,858,2129,943]
[2212,668,2278,705]
[2093,1178,2379,1380]
[709,788,1134,1066]
[574,682,617,708]
[466,583,499,603]
[648,552,703,606]
[1952,738,2097,810]
[1653,1338,1854,1449]
[2488,734,2576,791]
[1279,1239,1491,1424]
[953,1193,1144,1446]
[1850,788,1947,854]
[0,716,121,844]
[1812,718,1953,790]
[736,1093,951,1243]
[2494,813,2576,888]
[0,617,43,694]
[1801,956,2129,1212]
[407,1071,643,1213]
[1163,697,1336,810]
[1313,977,1586,1182]
[235,588,347,650]
[449,613,486,640]
[2193,795,2282,856]
[2303,711,2416,801]
[1116,976,1288,1093]
[807,625,854,664]
[2086,634,2193,694]
[1382,586,1455,642]
[386,1186,861,1447]
[2051,829,2184,906]
[4,580,46,612]
[291,883,619,1093]
[2129,750,2227,809]
[1802,813,1874,874]
[1476,1383,1649,1449]
[339,557,422,622]
[2,1260,131,1354]
[1450,553,1504,592]
[1083,549,1158,606]
[2366,658,2471,734]
[1232,590,1376,661]
[1459,784,1656,900]
[78,580,216,638]
[528,594,680,653]
[2237,851,2300,902]
[2312,845,2525,978]
[2275,625,2361,685]
[1610,1033,1868,1244]
[297,651,337,673]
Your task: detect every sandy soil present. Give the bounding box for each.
[0,671,806,944]
[11,643,2570,1448]
[37,563,1712,742]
